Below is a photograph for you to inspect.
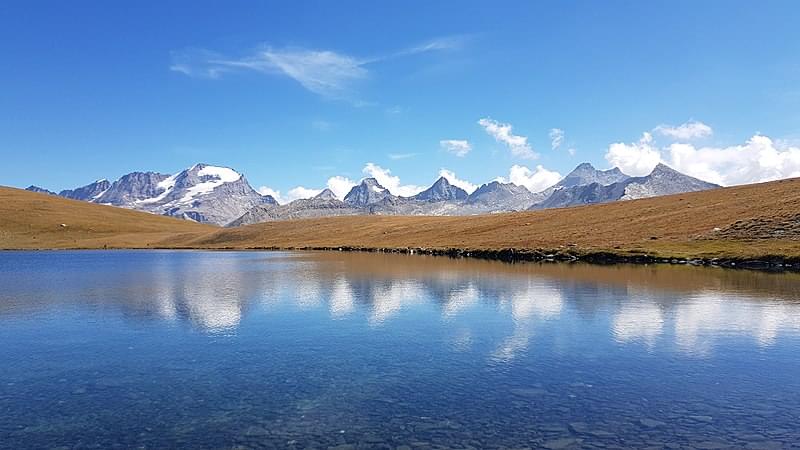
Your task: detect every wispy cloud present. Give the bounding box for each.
[394,35,468,57]
[549,128,576,156]
[171,35,466,102]
[478,118,538,159]
[440,139,471,157]
[388,152,418,160]
[654,120,713,141]
[549,128,564,150]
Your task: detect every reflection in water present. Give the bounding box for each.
[2,251,800,353]
[2,251,800,449]
[674,292,800,353]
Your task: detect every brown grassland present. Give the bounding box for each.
[2,177,800,261]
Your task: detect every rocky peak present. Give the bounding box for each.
[413,176,468,202]
[344,178,392,206]
[58,179,111,201]
[25,185,56,195]
[556,162,630,190]
[314,189,337,201]
[94,171,170,205]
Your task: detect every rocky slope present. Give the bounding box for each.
[535,163,719,209]
[25,185,56,195]
[412,177,468,202]
[466,181,543,211]
[58,179,111,201]
[228,189,361,226]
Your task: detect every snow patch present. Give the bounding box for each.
[137,173,179,205]
[198,165,241,183]
[179,166,242,204]
[91,188,109,201]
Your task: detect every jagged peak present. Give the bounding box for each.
[432,176,451,185]
[314,188,337,200]
[359,177,384,187]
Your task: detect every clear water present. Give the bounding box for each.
[1,251,800,449]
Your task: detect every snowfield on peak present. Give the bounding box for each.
[179,166,243,205]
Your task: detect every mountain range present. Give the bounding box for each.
[26,162,720,226]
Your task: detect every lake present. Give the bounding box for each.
[1,251,799,449]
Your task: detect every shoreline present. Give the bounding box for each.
[3,245,799,272]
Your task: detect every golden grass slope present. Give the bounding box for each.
[0,187,213,249]
[2,177,800,259]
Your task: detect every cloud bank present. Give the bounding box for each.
[497,165,562,193]
[605,127,800,185]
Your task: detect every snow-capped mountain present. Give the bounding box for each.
[94,171,171,206]
[58,179,111,201]
[131,164,277,225]
[412,177,468,202]
[535,163,719,209]
[37,164,276,225]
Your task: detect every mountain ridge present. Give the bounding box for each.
[28,162,721,227]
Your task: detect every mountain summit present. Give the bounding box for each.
[344,178,394,207]
[412,177,468,202]
[535,163,720,209]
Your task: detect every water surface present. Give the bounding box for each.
[1,251,800,449]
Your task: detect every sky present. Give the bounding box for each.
[1,1,799,202]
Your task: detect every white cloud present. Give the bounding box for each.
[287,186,322,201]
[667,135,800,186]
[362,163,425,197]
[257,186,282,202]
[497,165,562,193]
[440,139,472,157]
[549,128,564,150]
[605,132,662,176]
[654,120,713,141]
[326,176,357,200]
[605,129,800,186]
[478,118,538,159]
[438,169,478,194]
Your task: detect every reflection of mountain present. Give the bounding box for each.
[2,251,800,356]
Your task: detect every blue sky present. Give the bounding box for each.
[2,1,799,200]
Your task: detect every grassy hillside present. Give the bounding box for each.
[2,178,800,260]
[0,187,213,249]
